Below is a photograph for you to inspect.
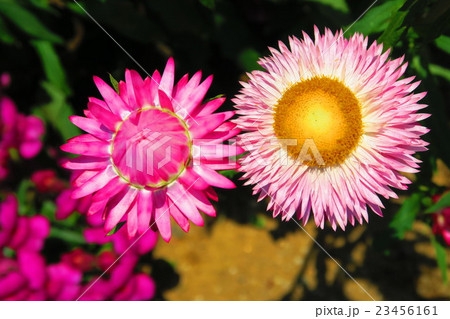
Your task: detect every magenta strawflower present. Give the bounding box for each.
[431,194,450,246]
[55,171,92,220]
[61,58,243,241]
[0,251,47,301]
[78,254,156,301]
[0,195,50,252]
[0,73,45,180]
[31,169,66,193]
[233,27,429,230]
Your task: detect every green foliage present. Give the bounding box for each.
[49,227,86,245]
[429,64,450,82]
[199,0,215,10]
[107,221,126,236]
[425,192,450,214]
[32,40,71,95]
[34,82,80,141]
[435,35,450,54]
[307,0,349,14]
[16,179,34,216]
[219,169,240,179]
[239,48,263,72]
[390,193,423,239]
[0,16,13,43]
[431,236,448,284]
[109,73,120,94]
[0,0,62,43]
[347,0,405,36]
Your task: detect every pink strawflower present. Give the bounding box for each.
[83,211,158,256]
[0,73,45,180]
[431,194,450,246]
[79,254,155,301]
[0,195,50,252]
[55,171,92,220]
[31,169,67,193]
[61,58,243,242]
[61,248,96,272]
[45,263,83,301]
[233,27,429,230]
[1,241,155,301]
[0,251,47,301]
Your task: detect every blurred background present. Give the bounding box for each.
[0,0,450,300]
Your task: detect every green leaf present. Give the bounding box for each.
[199,0,215,10]
[0,0,63,43]
[28,0,57,13]
[307,0,349,14]
[377,10,408,49]
[389,193,423,239]
[435,35,450,54]
[219,169,240,179]
[109,73,120,94]
[32,40,71,95]
[347,0,404,35]
[57,210,80,228]
[107,221,126,236]
[207,94,225,102]
[421,196,433,208]
[40,200,56,221]
[431,236,448,284]
[429,64,450,82]
[2,247,15,258]
[239,48,263,71]
[34,81,80,141]
[425,192,450,214]
[0,15,14,43]
[377,0,428,50]
[49,227,86,245]
[67,2,85,15]
[16,179,34,215]
[252,215,266,229]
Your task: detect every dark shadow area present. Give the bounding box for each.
[151,258,181,301]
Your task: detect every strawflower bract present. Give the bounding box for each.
[233,27,429,229]
[62,58,242,241]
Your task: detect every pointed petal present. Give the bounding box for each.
[104,187,139,233]
[93,76,131,116]
[71,166,116,199]
[159,58,175,97]
[193,165,236,189]
[153,190,172,242]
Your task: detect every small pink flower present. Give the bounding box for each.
[431,194,450,246]
[61,58,243,241]
[97,251,118,272]
[79,254,155,301]
[45,263,82,301]
[0,74,45,180]
[0,251,47,301]
[61,248,96,272]
[55,171,92,220]
[0,195,50,252]
[84,211,158,256]
[31,169,67,193]
[16,113,45,159]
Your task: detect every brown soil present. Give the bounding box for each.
[152,212,450,301]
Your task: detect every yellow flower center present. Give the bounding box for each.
[273,76,363,167]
